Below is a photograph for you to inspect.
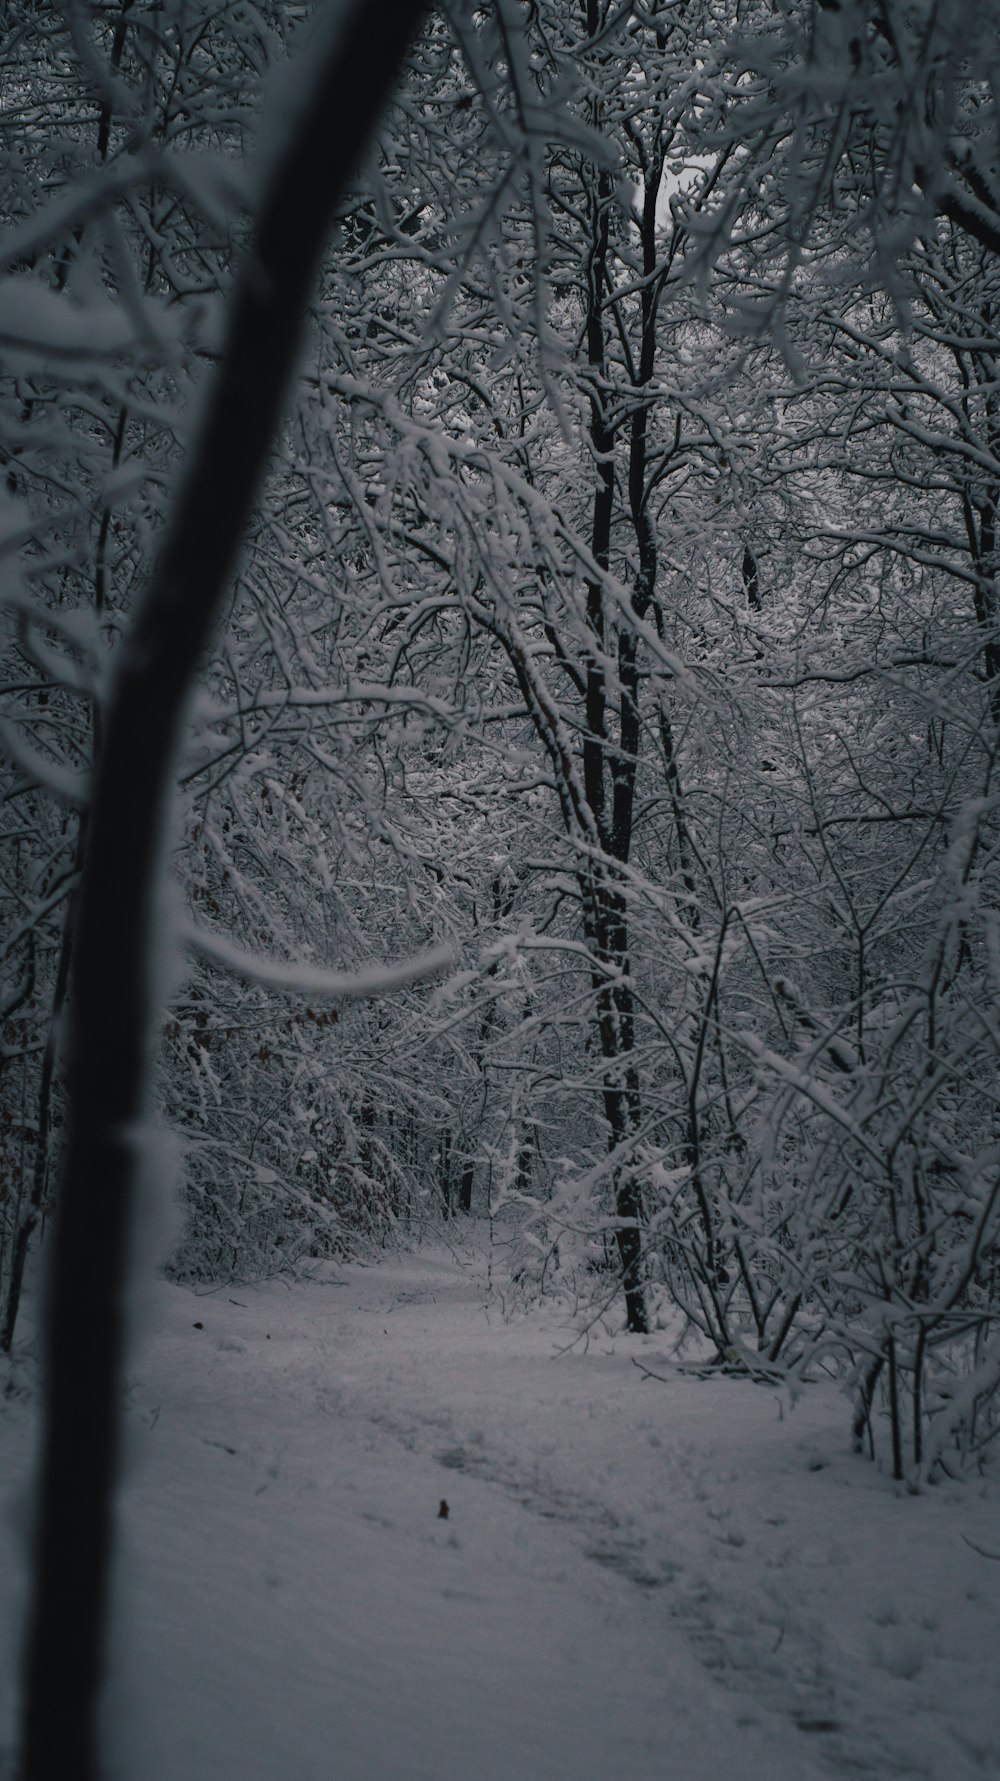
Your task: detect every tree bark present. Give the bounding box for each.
[20,6,425,1776]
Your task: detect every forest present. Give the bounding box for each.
[2,2,1000,1774]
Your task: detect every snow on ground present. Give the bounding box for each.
[3,1222,1000,1779]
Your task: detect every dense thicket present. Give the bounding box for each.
[2,1,1000,1490]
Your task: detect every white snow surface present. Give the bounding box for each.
[3,1223,999,1779]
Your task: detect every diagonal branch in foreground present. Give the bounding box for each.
[20,5,427,1777]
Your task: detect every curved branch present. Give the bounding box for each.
[21,5,426,1776]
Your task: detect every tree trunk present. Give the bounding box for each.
[19,7,425,1776]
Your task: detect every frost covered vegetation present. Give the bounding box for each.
[3,0,1000,1513]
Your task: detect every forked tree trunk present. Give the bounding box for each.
[19,6,425,1776]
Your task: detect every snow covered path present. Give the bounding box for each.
[3,1227,999,1779]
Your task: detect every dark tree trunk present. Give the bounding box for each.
[742,543,762,611]
[19,7,425,1777]
[438,1127,453,1218]
[573,60,677,1336]
[0,848,79,1355]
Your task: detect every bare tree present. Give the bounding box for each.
[19,4,425,1775]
